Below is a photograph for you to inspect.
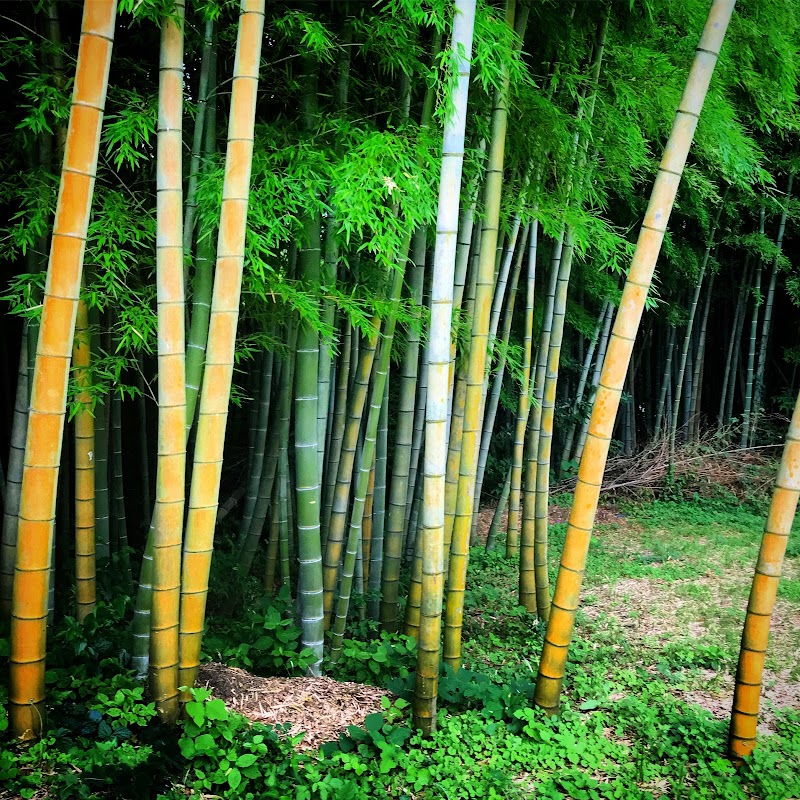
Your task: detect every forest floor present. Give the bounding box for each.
[477,496,800,730]
[2,494,800,799]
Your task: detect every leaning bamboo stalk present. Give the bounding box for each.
[485,464,512,552]
[238,350,274,545]
[322,320,351,535]
[185,31,217,431]
[472,229,527,539]
[110,391,132,589]
[719,257,750,429]
[574,301,614,462]
[9,0,117,740]
[559,301,608,474]
[652,322,675,436]
[516,231,562,562]
[688,271,715,438]
[534,0,735,715]
[670,195,725,459]
[331,269,404,655]
[729,388,800,759]
[413,0,476,735]
[179,0,265,693]
[367,379,389,620]
[741,244,763,447]
[532,227,577,621]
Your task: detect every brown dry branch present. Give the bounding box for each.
[553,431,780,500]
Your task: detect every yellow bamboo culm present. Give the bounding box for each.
[150,0,186,724]
[179,0,265,694]
[729,391,800,760]
[533,0,736,715]
[9,0,117,741]
[73,299,96,623]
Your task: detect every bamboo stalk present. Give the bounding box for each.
[0,335,29,618]
[9,0,118,740]
[533,0,735,715]
[729,388,800,759]
[179,0,266,693]
[413,0,476,734]
[73,300,96,622]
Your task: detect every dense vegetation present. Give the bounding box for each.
[1,0,800,796]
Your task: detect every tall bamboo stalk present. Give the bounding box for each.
[73,300,95,622]
[751,173,794,443]
[150,0,186,724]
[9,0,117,740]
[179,0,265,693]
[443,0,526,674]
[413,0,476,734]
[0,336,28,618]
[380,229,426,631]
[533,0,735,715]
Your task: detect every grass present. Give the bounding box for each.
[1,495,799,799]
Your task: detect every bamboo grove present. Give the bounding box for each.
[0,0,799,760]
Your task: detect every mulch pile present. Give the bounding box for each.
[197,662,390,749]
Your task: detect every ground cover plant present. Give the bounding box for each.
[1,494,799,799]
[2,0,800,797]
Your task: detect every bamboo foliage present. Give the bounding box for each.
[9,0,117,740]
[729,388,800,760]
[533,0,736,715]
[179,0,265,694]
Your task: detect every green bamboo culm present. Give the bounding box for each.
[294,57,326,675]
[330,263,406,659]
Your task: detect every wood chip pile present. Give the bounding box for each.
[197,663,390,750]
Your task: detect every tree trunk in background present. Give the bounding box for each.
[751,173,793,444]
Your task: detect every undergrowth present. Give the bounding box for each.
[1,497,799,799]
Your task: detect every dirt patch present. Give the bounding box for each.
[197,663,390,749]
[682,669,800,735]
